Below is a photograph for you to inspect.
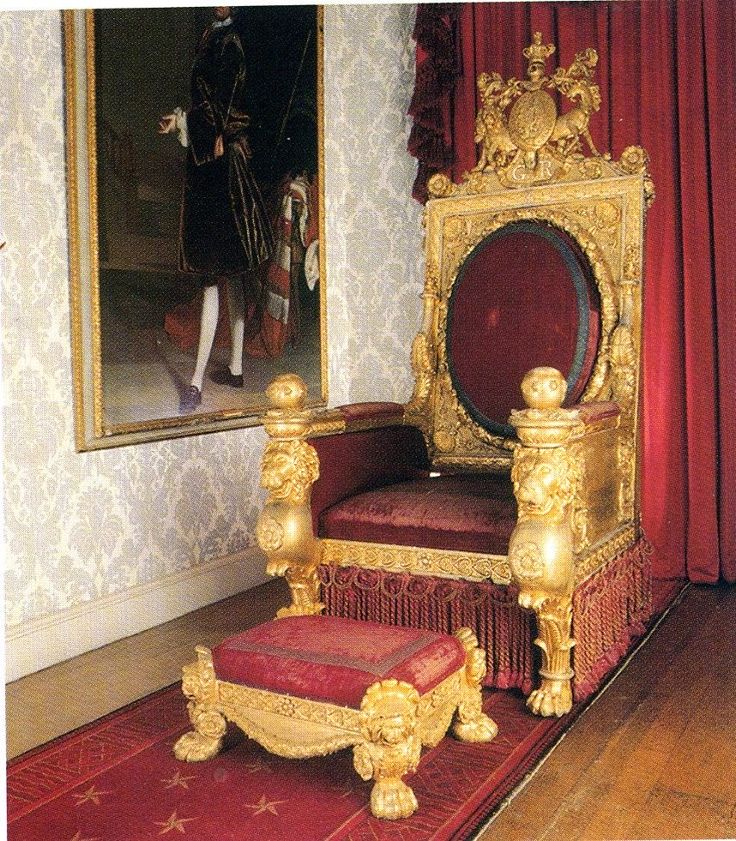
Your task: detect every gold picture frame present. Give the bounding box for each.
[64,8,327,450]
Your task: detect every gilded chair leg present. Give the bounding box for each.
[527,594,575,717]
[173,646,227,762]
[276,562,325,618]
[353,679,422,820]
[451,628,498,742]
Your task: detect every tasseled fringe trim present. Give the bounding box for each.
[318,565,535,694]
[572,536,654,701]
[318,537,653,702]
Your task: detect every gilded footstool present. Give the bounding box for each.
[174,615,497,820]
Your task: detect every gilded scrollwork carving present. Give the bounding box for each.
[411,332,435,402]
[526,594,575,717]
[623,243,642,282]
[320,538,512,584]
[174,646,227,762]
[422,194,627,465]
[609,310,638,521]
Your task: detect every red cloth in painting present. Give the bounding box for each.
[320,473,517,556]
[408,1,736,582]
[245,174,317,358]
[212,615,466,708]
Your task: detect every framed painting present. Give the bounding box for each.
[64,7,326,450]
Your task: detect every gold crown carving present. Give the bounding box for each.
[523,32,555,69]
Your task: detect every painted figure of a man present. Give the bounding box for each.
[159,6,274,413]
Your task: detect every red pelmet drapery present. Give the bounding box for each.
[408,1,736,583]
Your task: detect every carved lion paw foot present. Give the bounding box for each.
[370,780,418,820]
[173,730,223,762]
[453,713,499,743]
[526,682,572,717]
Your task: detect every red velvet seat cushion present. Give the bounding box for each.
[212,615,466,708]
[319,473,516,556]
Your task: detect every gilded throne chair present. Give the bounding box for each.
[257,34,655,717]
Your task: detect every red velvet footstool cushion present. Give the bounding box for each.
[212,615,467,708]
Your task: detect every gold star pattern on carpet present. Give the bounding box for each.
[73,784,111,806]
[161,770,196,789]
[70,832,100,841]
[245,794,288,816]
[154,810,198,834]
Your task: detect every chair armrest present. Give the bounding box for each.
[335,401,406,429]
[574,401,620,428]
[256,375,429,618]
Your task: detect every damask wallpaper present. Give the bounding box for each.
[1,6,423,677]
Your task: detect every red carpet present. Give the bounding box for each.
[7,580,685,841]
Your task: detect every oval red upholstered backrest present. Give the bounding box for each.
[447,220,601,438]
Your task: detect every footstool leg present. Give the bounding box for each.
[353,679,422,820]
[451,628,499,743]
[173,646,227,762]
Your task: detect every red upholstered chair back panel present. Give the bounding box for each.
[447,221,601,437]
[310,426,431,535]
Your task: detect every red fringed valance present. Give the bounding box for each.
[407,4,459,202]
[320,536,654,703]
[571,537,653,701]
[319,564,535,694]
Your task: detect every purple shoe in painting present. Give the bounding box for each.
[179,385,202,414]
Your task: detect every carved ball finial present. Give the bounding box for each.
[520,367,567,410]
[266,373,308,411]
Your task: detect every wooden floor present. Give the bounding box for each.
[6,581,735,840]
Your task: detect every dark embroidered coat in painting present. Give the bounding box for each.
[179,21,274,281]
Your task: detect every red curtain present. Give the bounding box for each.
[409,1,736,583]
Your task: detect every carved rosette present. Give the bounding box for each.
[618,145,655,207]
